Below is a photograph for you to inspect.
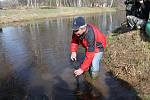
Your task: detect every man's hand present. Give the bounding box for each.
[71,52,77,61]
[74,68,84,76]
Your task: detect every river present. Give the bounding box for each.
[0,11,141,100]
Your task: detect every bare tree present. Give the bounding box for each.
[78,0,82,7]
[34,0,37,8]
[0,2,1,9]
[27,0,30,7]
[0,0,126,9]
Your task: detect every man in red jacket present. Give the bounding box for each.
[70,16,106,80]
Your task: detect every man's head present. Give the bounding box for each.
[72,16,87,36]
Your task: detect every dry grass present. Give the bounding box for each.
[103,30,150,99]
[0,7,115,24]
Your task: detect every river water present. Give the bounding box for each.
[0,11,141,100]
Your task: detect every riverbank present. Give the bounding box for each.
[0,7,116,25]
[103,28,150,100]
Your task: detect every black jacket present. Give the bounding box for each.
[133,1,150,21]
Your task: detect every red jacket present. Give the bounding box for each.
[70,23,106,71]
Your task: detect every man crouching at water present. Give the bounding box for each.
[70,16,106,80]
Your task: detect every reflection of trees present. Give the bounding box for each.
[102,12,113,33]
[0,29,4,63]
[0,28,2,32]
[0,28,15,80]
[108,12,113,32]
[0,13,123,76]
[106,12,113,33]
[28,22,43,64]
[0,28,6,64]
[26,18,71,70]
[102,12,107,33]
[86,13,113,34]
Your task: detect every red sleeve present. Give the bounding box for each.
[70,34,79,52]
[80,51,95,71]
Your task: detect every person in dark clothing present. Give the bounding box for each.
[124,0,136,16]
[126,0,150,29]
[70,16,106,80]
[123,0,136,26]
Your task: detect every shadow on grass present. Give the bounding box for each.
[112,24,132,36]
[112,22,150,43]
[139,29,150,42]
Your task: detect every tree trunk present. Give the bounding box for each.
[27,0,30,7]
[78,0,82,7]
[34,0,37,8]
[56,0,59,7]
[31,0,33,8]
[49,0,52,7]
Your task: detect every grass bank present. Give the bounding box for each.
[103,28,150,99]
[0,7,116,25]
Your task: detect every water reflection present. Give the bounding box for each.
[0,11,141,100]
[0,28,2,32]
[84,11,126,34]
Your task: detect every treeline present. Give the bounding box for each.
[0,0,126,9]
